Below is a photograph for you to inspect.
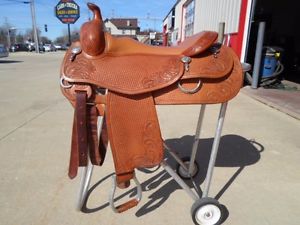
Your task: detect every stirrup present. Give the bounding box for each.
[109,173,142,213]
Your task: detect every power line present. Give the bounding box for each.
[0,0,30,7]
[3,0,27,2]
[0,2,20,6]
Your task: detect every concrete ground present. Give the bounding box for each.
[241,82,300,120]
[0,52,299,225]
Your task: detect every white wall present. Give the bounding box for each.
[104,21,122,35]
[174,0,185,43]
[104,21,136,36]
[164,0,242,44]
[194,0,242,34]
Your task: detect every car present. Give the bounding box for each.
[54,44,62,50]
[60,44,69,50]
[0,44,9,58]
[28,44,45,52]
[10,43,29,52]
[44,44,56,52]
[27,43,34,52]
[43,44,50,52]
[38,44,45,52]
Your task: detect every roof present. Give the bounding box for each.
[163,0,181,21]
[105,18,139,30]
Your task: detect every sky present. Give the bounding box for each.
[0,0,176,41]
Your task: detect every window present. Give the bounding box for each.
[184,0,195,37]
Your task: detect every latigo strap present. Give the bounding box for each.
[68,91,107,179]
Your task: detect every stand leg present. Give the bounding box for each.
[202,102,228,198]
[161,161,199,201]
[188,104,206,174]
[76,115,104,210]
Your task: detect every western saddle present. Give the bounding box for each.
[60,3,243,212]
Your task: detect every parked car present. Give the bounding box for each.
[44,44,56,52]
[54,44,62,50]
[0,44,9,58]
[28,44,45,52]
[10,44,28,52]
[60,44,69,50]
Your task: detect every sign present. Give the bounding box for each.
[55,0,80,24]
[149,32,156,40]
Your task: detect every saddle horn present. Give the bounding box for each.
[80,3,106,56]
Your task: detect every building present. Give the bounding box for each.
[163,0,300,84]
[104,18,140,38]
[163,0,247,61]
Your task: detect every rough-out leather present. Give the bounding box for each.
[60,2,243,212]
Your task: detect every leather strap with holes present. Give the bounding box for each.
[68,91,88,179]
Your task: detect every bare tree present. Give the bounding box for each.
[40,36,51,44]
[24,28,41,42]
[54,27,80,44]
[0,26,8,46]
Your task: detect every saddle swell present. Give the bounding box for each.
[80,3,105,56]
[60,2,243,213]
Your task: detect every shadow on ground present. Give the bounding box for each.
[81,134,264,220]
[0,60,23,64]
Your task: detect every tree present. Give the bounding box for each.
[54,27,80,44]
[24,28,41,42]
[40,36,51,44]
[0,26,8,46]
[16,33,24,43]
[0,19,10,46]
[54,36,66,45]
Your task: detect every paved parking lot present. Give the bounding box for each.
[0,52,299,225]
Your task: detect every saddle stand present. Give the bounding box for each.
[59,3,246,225]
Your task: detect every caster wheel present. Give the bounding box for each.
[176,157,199,180]
[191,198,224,225]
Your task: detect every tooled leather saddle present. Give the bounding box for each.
[60,3,243,212]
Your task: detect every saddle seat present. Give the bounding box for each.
[104,31,218,57]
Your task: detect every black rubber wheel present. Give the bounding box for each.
[191,197,224,225]
[176,157,199,180]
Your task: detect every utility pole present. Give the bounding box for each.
[67,24,71,46]
[7,30,11,49]
[29,0,39,53]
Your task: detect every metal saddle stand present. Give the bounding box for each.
[76,101,229,225]
[68,15,250,224]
